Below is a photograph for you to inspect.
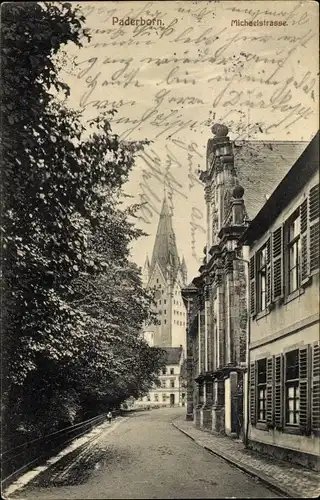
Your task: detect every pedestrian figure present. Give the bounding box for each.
[107,411,112,424]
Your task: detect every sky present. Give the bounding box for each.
[60,0,319,279]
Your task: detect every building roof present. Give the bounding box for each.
[181,280,198,300]
[183,280,197,291]
[240,132,319,245]
[150,196,181,279]
[233,140,309,220]
[163,346,183,365]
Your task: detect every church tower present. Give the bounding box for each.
[143,196,187,351]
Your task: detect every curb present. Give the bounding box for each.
[172,422,302,499]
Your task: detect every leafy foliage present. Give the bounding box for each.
[1,2,165,446]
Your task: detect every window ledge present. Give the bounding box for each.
[283,425,302,435]
[284,287,305,305]
[256,308,270,321]
[301,275,312,288]
[256,422,268,431]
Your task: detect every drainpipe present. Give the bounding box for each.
[234,247,250,447]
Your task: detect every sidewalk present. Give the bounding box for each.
[172,417,320,499]
[3,416,128,499]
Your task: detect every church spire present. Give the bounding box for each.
[150,196,180,278]
[142,255,150,286]
[181,255,188,285]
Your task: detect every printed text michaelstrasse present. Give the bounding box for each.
[231,19,288,26]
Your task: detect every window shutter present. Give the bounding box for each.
[274,354,283,429]
[300,198,309,283]
[299,346,311,434]
[249,255,256,316]
[249,361,256,425]
[266,356,274,426]
[309,184,319,273]
[272,227,283,301]
[266,238,272,306]
[311,342,320,432]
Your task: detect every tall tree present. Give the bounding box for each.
[1,2,165,445]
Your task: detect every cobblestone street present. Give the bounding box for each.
[5,408,282,499]
[173,417,320,499]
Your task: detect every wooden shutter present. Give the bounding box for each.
[311,342,320,432]
[249,361,256,425]
[309,184,319,273]
[274,354,283,429]
[249,255,256,316]
[266,238,272,306]
[299,346,311,434]
[266,356,274,426]
[300,198,309,283]
[272,227,283,301]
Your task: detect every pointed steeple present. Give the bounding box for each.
[142,255,150,286]
[150,196,180,279]
[181,255,188,285]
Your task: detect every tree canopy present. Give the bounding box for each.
[1,2,165,444]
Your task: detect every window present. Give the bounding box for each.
[257,246,267,311]
[147,395,151,402]
[257,359,267,422]
[285,350,300,425]
[161,380,166,388]
[156,279,159,283]
[164,299,166,304]
[164,309,166,314]
[162,393,167,402]
[170,368,174,375]
[170,379,175,388]
[162,368,166,375]
[287,211,301,294]
[164,319,166,324]
[154,394,159,402]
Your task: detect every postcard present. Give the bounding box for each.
[2,1,319,499]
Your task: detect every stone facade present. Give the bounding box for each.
[183,124,319,470]
[182,125,249,437]
[181,126,311,439]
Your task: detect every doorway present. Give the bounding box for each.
[170,394,175,406]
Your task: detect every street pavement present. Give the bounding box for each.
[173,417,320,499]
[6,407,281,499]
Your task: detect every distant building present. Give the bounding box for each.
[142,196,188,351]
[137,347,186,407]
[182,124,309,438]
[142,330,155,347]
[240,132,319,470]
